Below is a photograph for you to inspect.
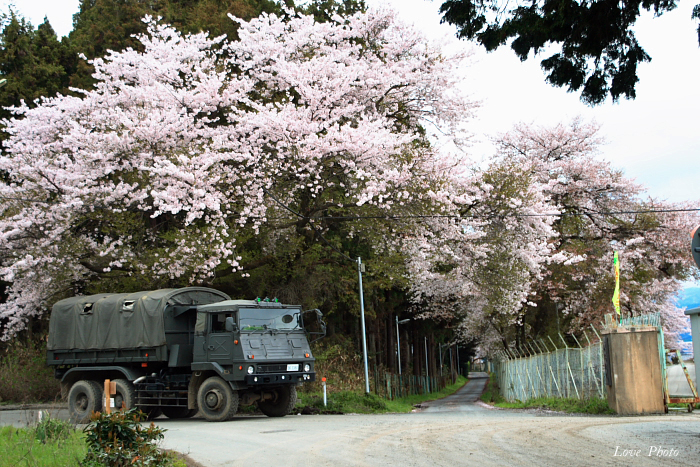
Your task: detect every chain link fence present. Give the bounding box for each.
[493,331,606,402]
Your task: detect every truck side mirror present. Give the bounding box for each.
[225,316,237,332]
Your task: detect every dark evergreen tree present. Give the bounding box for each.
[439,0,698,105]
[68,0,284,88]
[0,10,76,121]
[300,0,366,22]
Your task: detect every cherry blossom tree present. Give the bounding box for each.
[493,120,699,349]
[0,9,478,339]
[404,153,558,351]
[410,119,698,354]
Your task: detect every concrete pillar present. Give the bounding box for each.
[603,327,664,415]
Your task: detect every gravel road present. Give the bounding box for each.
[156,373,700,467]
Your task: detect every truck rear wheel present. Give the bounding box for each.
[197,376,238,422]
[161,406,198,419]
[140,407,163,420]
[258,385,297,417]
[68,380,102,423]
[113,379,136,411]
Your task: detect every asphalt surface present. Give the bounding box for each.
[0,403,69,428]
[155,373,700,466]
[5,373,700,466]
[419,371,488,412]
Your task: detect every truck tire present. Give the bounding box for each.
[197,376,238,422]
[258,385,297,417]
[68,380,102,423]
[161,406,198,419]
[112,379,136,411]
[141,407,163,420]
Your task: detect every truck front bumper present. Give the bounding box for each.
[244,372,315,385]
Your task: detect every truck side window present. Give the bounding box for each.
[212,313,227,333]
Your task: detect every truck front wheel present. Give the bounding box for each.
[161,406,198,419]
[68,380,102,423]
[258,385,297,417]
[197,377,238,422]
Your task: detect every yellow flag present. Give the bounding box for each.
[612,251,620,315]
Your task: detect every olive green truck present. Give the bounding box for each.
[46,287,324,422]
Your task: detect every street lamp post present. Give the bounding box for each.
[395,317,409,375]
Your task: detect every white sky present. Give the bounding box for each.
[7,0,700,204]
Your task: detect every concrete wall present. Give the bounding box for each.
[603,327,664,415]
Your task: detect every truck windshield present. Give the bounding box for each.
[239,308,300,332]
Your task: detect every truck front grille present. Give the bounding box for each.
[257,364,288,374]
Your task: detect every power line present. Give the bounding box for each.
[261,207,700,221]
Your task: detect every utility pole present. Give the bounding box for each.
[357,257,370,394]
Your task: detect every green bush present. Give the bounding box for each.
[303,336,365,394]
[0,341,61,403]
[81,408,169,467]
[35,412,73,444]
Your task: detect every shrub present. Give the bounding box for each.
[479,373,504,404]
[81,408,169,467]
[303,336,365,394]
[34,412,73,444]
[0,340,61,403]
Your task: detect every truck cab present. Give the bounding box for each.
[188,300,319,419]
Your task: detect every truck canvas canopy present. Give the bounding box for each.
[48,287,230,350]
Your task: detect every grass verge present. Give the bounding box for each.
[0,425,86,467]
[0,412,198,467]
[494,397,614,414]
[296,375,468,414]
[479,373,505,404]
[479,372,613,414]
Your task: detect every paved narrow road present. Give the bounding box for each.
[419,372,488,412]
[156,373,700,466]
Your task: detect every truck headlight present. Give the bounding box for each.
[247,365,254,375]
[304,364,310,372]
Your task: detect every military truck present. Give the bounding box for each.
[46,287,324,422]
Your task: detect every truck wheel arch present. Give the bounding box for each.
[188,370,218,410]
[60,366,144,389]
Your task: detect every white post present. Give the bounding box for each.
[358,257,370,394]
[322,377,327,406]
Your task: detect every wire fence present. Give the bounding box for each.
[494,330,606,402]
[494,313,665,402]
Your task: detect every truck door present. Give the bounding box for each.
[206,313,235,366]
